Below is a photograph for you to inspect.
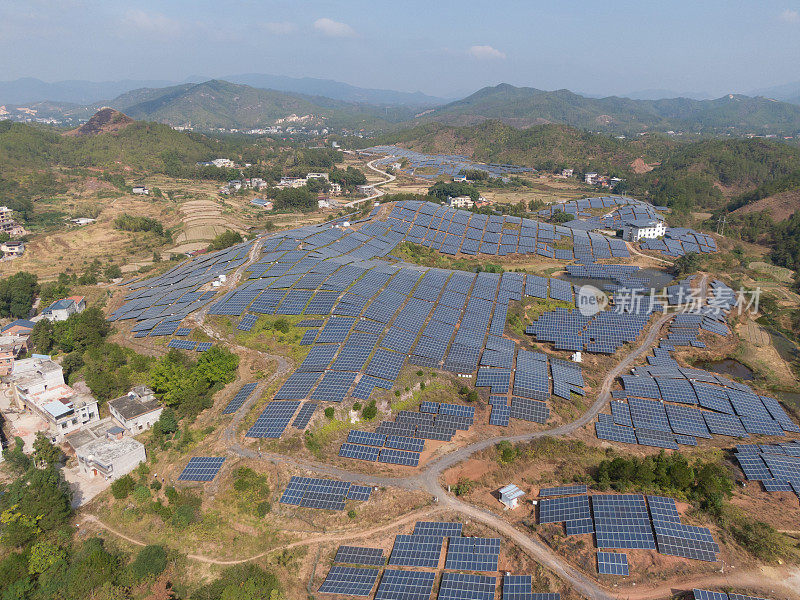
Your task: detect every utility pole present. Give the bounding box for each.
[716,215,727,236]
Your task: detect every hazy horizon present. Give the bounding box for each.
[2,0,800,99]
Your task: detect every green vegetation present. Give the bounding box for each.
[113,213,166,236]
[329,165,367,189]
[595,451,732,515]
[31,307,154,402]
[149,347,239,417]
[231,467,272,518]
[208,229,243,251]
[0,271,38,318]
[416,83,800,135]
[267,185,317,211]
[189,564,282,600]
[427,181,479,202]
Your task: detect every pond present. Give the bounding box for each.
[694,358,755,380]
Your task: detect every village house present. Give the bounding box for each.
[132,185,149,195]
[1,240,24,258]
[4,356,99,442]
[0,206,26,237]
[70,217,96,226]
[66,418,146,481]
[356,184,374,195]
[108,386,163,433]
[447,195,474,209]
[0,334,32,376]
[1,319,35,337]
[41,296,85,322]
[250,198,274,210]
[625,218,666,242]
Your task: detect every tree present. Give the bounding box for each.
[208,230,243,251]
[28,540,67,575]
[110,475,135,500]
[428,181,479,202]
[33,432,63,467]
[0,271,38,318]
[550,210,575,224]
[671,252,704,277]
[2,436,31,473]
[127,545,167,582]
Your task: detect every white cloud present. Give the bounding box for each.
[468,45,506,60]
[313,17,356,38]
[262,21,296,35]
[780,8,799,22]
[123,9,180,35]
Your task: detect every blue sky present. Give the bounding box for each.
[2,0,799,98]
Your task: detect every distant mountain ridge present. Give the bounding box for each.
[0,74,447,108]
[416,83,800,134]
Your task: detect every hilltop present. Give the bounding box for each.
[63,107,134,136]
[415,83,800,135]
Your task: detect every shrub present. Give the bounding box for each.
[127,545,167,582]
[171,504,196,529]
[132,485,151,503]
[324,407,335,419]
[362,401,377,421]
[110,475,135,500]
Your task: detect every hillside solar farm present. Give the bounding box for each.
[101,182,800,598]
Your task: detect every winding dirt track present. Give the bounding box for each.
[85,222,800,599]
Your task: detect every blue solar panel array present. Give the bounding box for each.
[177,456,225,482]
[279,476,371,511]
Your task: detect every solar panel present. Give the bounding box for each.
[438,573,496,600]
[339,443,380,461]
[168,339,198,350]
[539,484,588,497]
[444,536,501,571]
[222,382,257,414]
[177,456,225,482]
[346,484,373,502]
[196,342,212,352]
[374,569,436,600]
[318,566,379,596]
[388,535,443,568]
[291,402,318,429]
[597,551,628,576]
[502,575,531,600]
[693,590,728,600]
[378,448,421,467]
[237,314,258,331]
[539,495,591,523]
[412,521,463,537]
[246,400,301,437]
[334,546,385,566]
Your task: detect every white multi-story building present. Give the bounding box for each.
[5,357,99,442]
[447,195,474,209]
[626,218,666,242]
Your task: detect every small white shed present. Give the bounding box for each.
[499,484,525,509]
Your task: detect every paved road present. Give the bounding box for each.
[342,158,396,208]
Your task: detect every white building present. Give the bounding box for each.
[584,172,599,185]
[306,172,330,181]
[499,484,525,509]
[625,218,666,242]
[447,195,474,209]
[108,386,163,433]
[5,357,99,442]
[70,218,96,226]
[1,240,24,258]
[561,168,574,178]
[356,184,374,195]
[132,186,149,195]
[66,418,146,481]
[41,296,85,322]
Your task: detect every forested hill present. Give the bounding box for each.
[106,80,417,130]
[371,121,676,174]
[370,120,800,214]
[416,83,800,135]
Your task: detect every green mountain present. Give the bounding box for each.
[371,120,676,174]
[417,83,800,135]
[106,80,415,130]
